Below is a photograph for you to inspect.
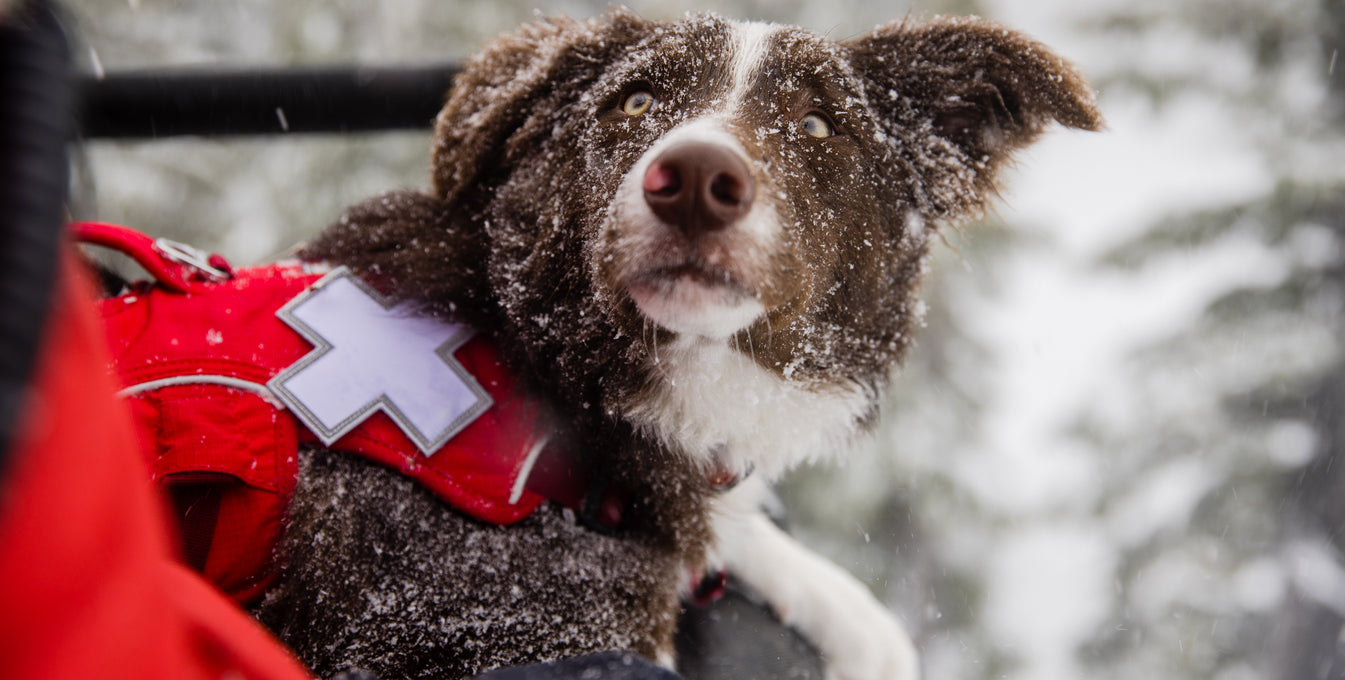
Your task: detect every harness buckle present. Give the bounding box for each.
[154,237,233,281]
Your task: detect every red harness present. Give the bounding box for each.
[78,223,598,602]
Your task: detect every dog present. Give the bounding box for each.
[233,9,1102,680]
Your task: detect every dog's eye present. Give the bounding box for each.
[799,112,835,138]
[623,91,655,117]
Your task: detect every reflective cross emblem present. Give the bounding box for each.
[268,267,492,455]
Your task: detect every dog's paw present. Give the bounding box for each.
[791,562,918,680]
[714,502,918,680]
[755,539,917,680]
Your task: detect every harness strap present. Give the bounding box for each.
[77,222,641,604]
[72,221,232,293]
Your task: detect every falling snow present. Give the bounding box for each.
[71,1,1345,679]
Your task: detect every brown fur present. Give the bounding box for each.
[278,10,1101,679]
[254,451,682,678]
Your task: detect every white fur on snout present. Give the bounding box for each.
[611,118,780,338]
[626,336,870,479]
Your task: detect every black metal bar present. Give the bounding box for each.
[77,63,460,139]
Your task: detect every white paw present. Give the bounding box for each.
[711,479,919,680]
[714,504,918,680]
[798,568,918,680]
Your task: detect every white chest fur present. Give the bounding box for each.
[623,336,870,479]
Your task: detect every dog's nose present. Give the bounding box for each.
[642,141,755,236]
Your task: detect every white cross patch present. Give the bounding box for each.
[268,267,492,455]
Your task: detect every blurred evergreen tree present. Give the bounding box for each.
[785,1,1345,679]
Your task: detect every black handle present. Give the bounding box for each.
[77,63,460,139]
[0,0,74,467]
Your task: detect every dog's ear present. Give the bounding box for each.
[846,16,1102,216]
[432,9,653,204]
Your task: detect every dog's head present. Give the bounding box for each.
[324,10,1100,478]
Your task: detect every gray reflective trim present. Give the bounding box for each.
[118,375,281,406]
[508,434,551,505]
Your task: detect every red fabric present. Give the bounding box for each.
[0,249,313,680]
[299,337,550,523]
[93,237,546,601]
[101,263,315,601]
[133,384,297,602]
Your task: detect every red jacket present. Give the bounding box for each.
[0,246,313,680]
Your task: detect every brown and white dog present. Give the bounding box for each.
[254,10,1100,680]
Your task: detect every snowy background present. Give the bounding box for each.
[66,1,1345,679]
